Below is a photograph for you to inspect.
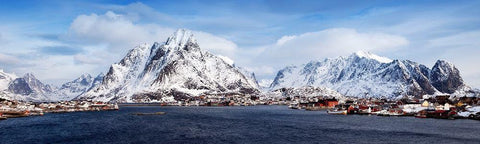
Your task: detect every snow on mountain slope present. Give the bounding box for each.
[5,73,57,102]
[57,73,104,101]
[211,55,259,90]
[0,69,105,102]
[270,51,467,98]
[78,29,260,102]
[0,69,17,91]
[235,66,260,89]
[354,51,392,63]
[0,70,18,100]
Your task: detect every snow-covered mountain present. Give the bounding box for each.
[0,70,105,102]
[0,71,57,102]
[0,70,17,91]
[270,51,469,98]
[0,69,18,100]
[57,73,104,101]
[236,66,260,89]
[77,29,260,102]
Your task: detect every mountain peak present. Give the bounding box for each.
[23,73,36,79]
[431,59,464,93]
[434,59,454,68]
[352,51,393,63]
[165,29,197,48]
[79,73,92,79]
[78,29,259,102]
[96,72,105,78]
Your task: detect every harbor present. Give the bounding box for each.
[1,105,480,143]
[0,99,118,120]
[289,95,480,121]
[2,93,480,122]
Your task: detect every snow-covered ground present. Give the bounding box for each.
[402,104,427,113]
[457,106,480,117]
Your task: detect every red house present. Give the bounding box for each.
[326,98,339,108]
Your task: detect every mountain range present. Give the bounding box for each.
[76,29,260,103]
[0,70,104,102]
[269,51,475,98]
[0,29,477,102]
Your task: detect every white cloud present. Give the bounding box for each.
[67,11,175,53]
[257,28,409,66]
[426,31,480,88]
[16,11,238,85]
[193,31,238,58]
[241,66,276,76]
[428,31,480,48]
[276,35,297,46]
[0,10,241,86]
[67,11,238,57]
[0,53,21,65]
[0,33,6,44]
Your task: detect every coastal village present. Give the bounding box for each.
[285,94,480,120]
[0,98,118,120]
[1,94,480,121]
[159,93,480,121]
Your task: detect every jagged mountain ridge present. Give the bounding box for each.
[57,73,104,101]
[270,51,469,98]
[0,69,18,100]
[0,72,56,102]
[77,29,260,102]
[0,69,104,102]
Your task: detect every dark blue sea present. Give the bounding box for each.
[1,106,479,144]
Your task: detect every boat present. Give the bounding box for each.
[327,109,347,115]
[415,109,456,119]
[288,104,301,110]
[288,101,301,109]
[1,110,29,118]
[0,113,6,120]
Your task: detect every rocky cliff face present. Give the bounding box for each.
[430,60,464,93]
[77,29,260,102]
[4,73,56,102]
[270,51,467,98]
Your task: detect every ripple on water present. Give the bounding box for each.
[0,106,479,144]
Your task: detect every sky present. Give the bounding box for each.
[0,0,479,88]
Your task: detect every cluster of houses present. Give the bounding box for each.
[2,93,479,121]
[157,94,480,121]
[150,94,271,106]
[286,96,339,110]
[0,99,118,120]
[289,94,480,120]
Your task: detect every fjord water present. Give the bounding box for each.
[1,106,479,143]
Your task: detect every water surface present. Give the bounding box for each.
[1,106,479,143]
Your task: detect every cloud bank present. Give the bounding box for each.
[1,1,479,89]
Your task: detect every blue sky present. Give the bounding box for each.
[0,0,479,88]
